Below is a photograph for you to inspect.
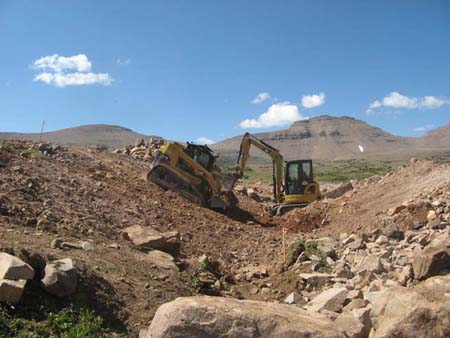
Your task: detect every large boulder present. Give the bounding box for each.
[144,250,178,272]
[0,253,34,280]
[123,226,180,254]
[0,252,35,303]
[412,238,450,280]
[370,275,450,338]
[352,255,384,274]
[305,287,348,313]
[145,296,346,338]
[41,258,77,297]
[334,307,372,338]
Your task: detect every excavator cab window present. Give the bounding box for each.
[285,160,314,195]
[185,143,216,171]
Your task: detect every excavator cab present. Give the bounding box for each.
[285,160,313,195]
[283,160,320,208]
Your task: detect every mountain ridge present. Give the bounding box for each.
[212,115,449,160]
[1,117,449,159]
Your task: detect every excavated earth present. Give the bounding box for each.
[1,140,450,336]
[0,140,286,334]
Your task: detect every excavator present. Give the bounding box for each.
[147,141,238,209]
[234,132,321,214]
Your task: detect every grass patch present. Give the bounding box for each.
[219,157,395,183]
[20,148,46,158]
[0,307,130,338]
[314,159,393,182]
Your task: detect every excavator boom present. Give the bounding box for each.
[235,133,284,203]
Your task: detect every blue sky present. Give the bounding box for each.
[0,0,449,144]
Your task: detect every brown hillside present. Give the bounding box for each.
[416,123,450,149]
[0,124,160,149]
[213,115,449,160]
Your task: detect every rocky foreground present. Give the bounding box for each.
[0,139,449,337]
[141,208,450,337]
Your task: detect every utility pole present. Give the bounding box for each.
[39,120,46,142]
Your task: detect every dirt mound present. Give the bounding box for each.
[0,140,286,334]
[282,159,450,236]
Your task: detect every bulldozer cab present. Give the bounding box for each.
[184,143,217,172]
[285,160,314,196]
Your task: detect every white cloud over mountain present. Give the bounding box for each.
[240,102,305,129]
[301,92,325,108]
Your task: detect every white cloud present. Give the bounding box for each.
[32,54,112,87]
[240,102,305,129]
[251,92,271,104]
[33,54,92,73]
[34,72,112,88]
[301,92,325,108]
[420,96,447,109]
[368,100,382,109]
[195,137,215,145]
[382,92,418,109]
[413,124,435,132]
[116,58,131,65]
[367,92,449,114]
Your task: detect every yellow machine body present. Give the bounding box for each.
[148,141,236,209]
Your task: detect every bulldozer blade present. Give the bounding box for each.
[221,174,239,191]
[210,191,239,209]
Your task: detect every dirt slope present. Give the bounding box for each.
[0,140,285,333]
[281,159,450,236]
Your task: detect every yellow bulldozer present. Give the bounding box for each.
[147,141,237,209]
[234,132,321,214]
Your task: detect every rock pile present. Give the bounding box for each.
[115,138,163,161]
[0,252,78,303]
[280,195,450,337]
[143,193,450,337]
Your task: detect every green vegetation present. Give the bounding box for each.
[219,156,395,183]
[20,147,46,158]
[314,159,393,182]
[303,241,331,270]
[0,307,130,338]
